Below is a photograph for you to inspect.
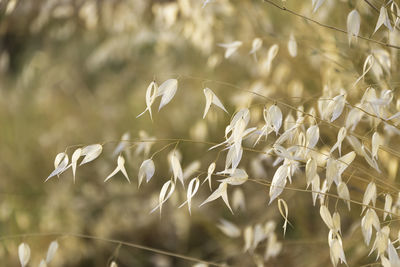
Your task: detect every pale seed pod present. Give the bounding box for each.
[157,79,178,111]
[306,158,317,187]
[372,132,382,160]
[332,212,341,234]
[347,9,361,44]
[384,194,393,220]
[287,33,297,57]
[217,219,241,238]
[243,225,253,252]
[46,240,59,263]
[80,144,102,166]
[218,41,242,58]
[361,208,380,245]
[203,88,228,119]
[18,243,30,267]
[199,182,232,213]
[104,155,130,183]
[374,7,393,34]
[337,182,351,211]
[311,175,320,206]
[362,182,377,213]
[320,205,334,230]
[138,159,155,187]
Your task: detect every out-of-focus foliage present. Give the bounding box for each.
[2,0,400,266]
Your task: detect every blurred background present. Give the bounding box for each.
[1,0,400,266]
